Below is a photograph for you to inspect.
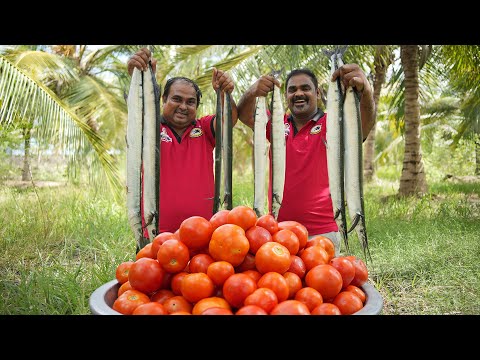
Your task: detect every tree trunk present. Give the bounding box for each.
[364,46,392,182]
[21,127,32,181]
[476,135,480,175]
[398,45,428,196]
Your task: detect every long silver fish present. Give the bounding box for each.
[126,68,146,251]
[142,63,161,243]
[270,82,286,220]
[343,82,371,261]
[325,48,349,253]
[253,96,268,217]
[222,92,233,210]
[213,88,223,214]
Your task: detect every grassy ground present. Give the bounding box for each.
[0,175,479,315]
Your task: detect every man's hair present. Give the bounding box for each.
[162,77,202,107]
[285,68,318,90]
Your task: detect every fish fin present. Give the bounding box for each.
[347,213,361,233]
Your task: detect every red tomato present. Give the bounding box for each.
[209,209,230,231]
[277,220,308,251]
[150,289,175,304]
[273,229,300,255]
[242,269,262,283]
[179,216,213,250]
[163,295,193,314]
[346,256,369,287]
[243,287,278,313]
[189,253,215,274]
[112,289,150,315]
[132,302,168,315]
[115,261,134,284]
[345,284,366,303]
[227,205,257,231]
[332,291,364,315]
[270,300,311,315]
[128,257,165,295]
[311,303,341,315]
[156,239,190,273]
[305,264,343,301]
[256,214,279,235]
[245,225,273,254]
[117,281,133,297]
[192,296,231,315]
[135,243,155,260]
[170,271,189,295]
[235,253,256,272]
[207,261,235,287]
[300,245,329,271]
[209,224,249,267]
[283,271,302,299]
[308,235,335,261]
[222,273,257,309]
[235,305,268,315]
[255,242,292,275]
[329,256,356,289]
[294,287,323,312]
[151,232,176,257]
[257,272,290,303]
[201,307,234,315]
[180,272,214,303]
[288,255,307,279]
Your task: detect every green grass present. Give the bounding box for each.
[0,176,479,315]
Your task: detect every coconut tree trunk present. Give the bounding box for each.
[398,45,428,196]
[364,46,392,182]
[21,126,32,181]
[476,135,480,175]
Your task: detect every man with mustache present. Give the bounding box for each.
[237,67,375,256]
[127,47,238,235]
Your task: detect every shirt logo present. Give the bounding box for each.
[284,122,291,137]
[190,128,203,138]
[160,128,172,142]
[310,124,322,135]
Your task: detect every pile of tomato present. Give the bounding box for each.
[113,205,369,315]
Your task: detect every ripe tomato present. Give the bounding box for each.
[163,295,193,314]
[170,311,192,315]
[241,269,262,283]
[201,307,234,315]
[305,264,343,301]
[117,281,133,297]
[270,300,311,315]
[245,225,273,254]
[150,289,175,304]
[156,239,190,273]
[255,242,292,275]
[300,245,329,271]
[136,242,155,260]
[227,205,257,231]
[189,253,215,273]
[209,223,249,267]
[243,287,278,313]
[192,296,231,315]
[273,229,300,255]
[206,261,235,286]
[308,235,335,261]
[112,289,150,315]
[311,303,341,315]
[345,284,366,303]
[170,271,189,295]
[116,261,134,284]
[256,214,279,235]
[235,253,256,272]
[180,272,214,303]
[332,291,363,315]
[257,271,290,303]
[235,305,268,315]
[151,232,176,257]
[222,273,257,309]
[288,255,307,279]
[209,209,230,231]
[283,271,303,299]
[179,215,213,250]
[132,302,168,315]
[128,257,165,295]
[277,220,308,251]
[294,287,323,312]
[329,256,356,289]
[346,256,369,287]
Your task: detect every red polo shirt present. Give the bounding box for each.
[266,111,338,235]
[141,115,215,236]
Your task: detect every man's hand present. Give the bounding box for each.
[212,67,234,94]
[127,47,158,76]
[331,63,372,97]
[248,74,281,97]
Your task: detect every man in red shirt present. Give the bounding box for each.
[237,67,375,256]
[127,48,238,235]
